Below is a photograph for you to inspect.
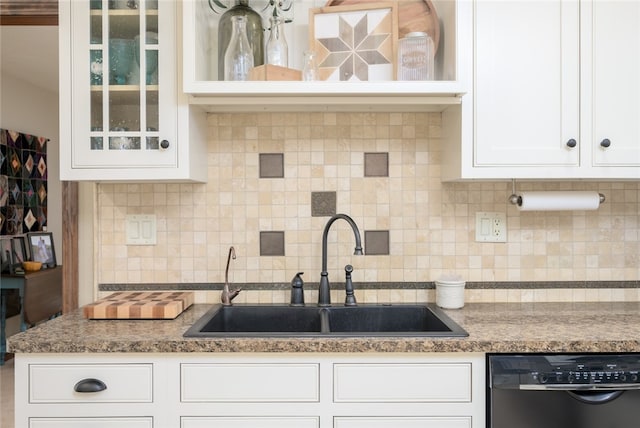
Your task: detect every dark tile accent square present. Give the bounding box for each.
[259,153,284,178]
[364,152,389,177]
[311,191,337,217]
[260,231,285,256]
[365,230,390,255]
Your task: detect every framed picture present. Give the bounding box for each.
[11,236,27,268]
[22,234,31,260]
[27,232,57,268]
[309,3,398,81]
[0,237,13,274]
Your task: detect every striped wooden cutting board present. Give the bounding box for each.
[83,291,194,319]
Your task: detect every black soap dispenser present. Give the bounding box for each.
[290,272,305,306]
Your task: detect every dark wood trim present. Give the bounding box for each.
[0,0,58,26]
[0,15,57,25]
[0,0,57,15]
[61,181,79,313]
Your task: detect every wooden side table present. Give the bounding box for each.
[1,266,62,364]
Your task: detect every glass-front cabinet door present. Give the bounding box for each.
[68,0,177,172]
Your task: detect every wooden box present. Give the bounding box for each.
[249,64,302,81]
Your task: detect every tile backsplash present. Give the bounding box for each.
[97,112,640,301]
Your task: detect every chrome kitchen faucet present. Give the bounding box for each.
[221,246,241,305]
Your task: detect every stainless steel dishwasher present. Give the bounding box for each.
[488,353,640,428]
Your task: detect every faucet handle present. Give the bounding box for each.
[290,272,305,306]
[344,264,357,306]
[221,287,242,305]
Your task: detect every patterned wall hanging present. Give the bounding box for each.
[0,128,49,235]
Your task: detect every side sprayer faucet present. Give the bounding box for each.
[344,264,356,306]
[318,214,363,306]
[221,246,241,305]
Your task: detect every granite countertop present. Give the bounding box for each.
[8,302,640,354]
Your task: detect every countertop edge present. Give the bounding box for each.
[9,302,640,354]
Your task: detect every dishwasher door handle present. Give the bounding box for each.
[567,390,625,404]
[519,384,640,392]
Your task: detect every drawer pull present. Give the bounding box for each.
[566,139,577,148]
[74,378,107,393]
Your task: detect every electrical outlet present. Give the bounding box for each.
[475,212,507,243]
[126,214,157,245]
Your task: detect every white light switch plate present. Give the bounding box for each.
[126,214,157,245]
[475,212,507,243]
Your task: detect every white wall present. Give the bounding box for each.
[1,65,61,336]
[0,73,61,265]
[1,26,97,311]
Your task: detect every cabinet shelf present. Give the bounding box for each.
[188,80,463,112]
[90,9,159,16]
[90,9,159,39]
[90,85,159,105]
[182,0,469,111]
[91,84,159,92]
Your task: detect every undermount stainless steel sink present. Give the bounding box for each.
[183,304,468,337]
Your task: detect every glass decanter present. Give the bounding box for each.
[302,50,319,81]
[224,15,254,81]
[217,0,264,81]
[266,15,288,67]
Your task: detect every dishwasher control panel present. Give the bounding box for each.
[489,354,640,389]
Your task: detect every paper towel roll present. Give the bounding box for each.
[516,191,601,211]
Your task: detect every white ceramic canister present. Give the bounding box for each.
[435,276,465,309]
[397,31,435,81]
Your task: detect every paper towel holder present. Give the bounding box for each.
[507,180,606,207]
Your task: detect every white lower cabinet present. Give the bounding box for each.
[16,353,486,428]
[30,418,153,428]
[180,363,320,402]
[334,417,472,428]
[29,364,153,403]
[181,416,320,428]
[334,363,471,403]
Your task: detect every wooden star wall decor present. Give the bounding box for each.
[310,3,398,81]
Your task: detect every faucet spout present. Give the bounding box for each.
[318,214,363,306]
[221,246,241,305]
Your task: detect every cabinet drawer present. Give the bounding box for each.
[334,417,472,428]
[29,364,153,403]
[334,363,471,402]
[182,416,319,428]
[181,363,319,402]
[30,418,153,428]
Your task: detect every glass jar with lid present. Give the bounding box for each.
[397,31,435,81]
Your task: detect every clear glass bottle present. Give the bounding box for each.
[224,15,254,81]
[397,32,435,81]
[217,0,264,81]
[266,15,288,67]
[302,50,319,81]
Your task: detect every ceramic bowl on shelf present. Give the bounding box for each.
[23,261,43,272]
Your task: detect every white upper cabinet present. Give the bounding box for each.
[442,0,640,180]
[583,0,640,171]
[473,0,580,168]
[59,0,207,182]
[181,0,471,111]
